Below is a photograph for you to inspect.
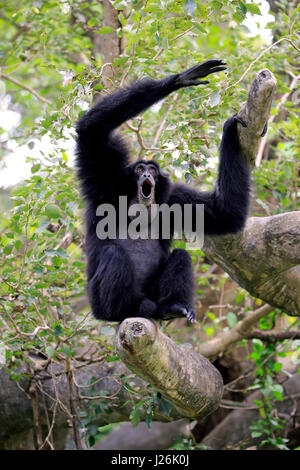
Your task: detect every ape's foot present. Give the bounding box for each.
[161,303,196,323]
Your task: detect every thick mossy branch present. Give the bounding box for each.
[204,212,300,316]
[115,318,223,419]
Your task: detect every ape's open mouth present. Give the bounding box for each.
[141,179,153,199]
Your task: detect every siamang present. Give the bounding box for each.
[75,60,251,323]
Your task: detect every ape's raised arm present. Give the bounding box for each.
[169,115,250,235]
[75,60,226,204]
[76,60,226,136]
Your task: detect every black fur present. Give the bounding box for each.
[75,60,250,323]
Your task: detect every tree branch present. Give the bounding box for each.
[255,72,300,166]
[198,304,274,357]
[236,68,277,166]
[247,329,300,342]
[0,72,52,105]
[204,212,300,316]
[115,318,223,420]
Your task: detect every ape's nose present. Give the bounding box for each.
[143,171,151,179]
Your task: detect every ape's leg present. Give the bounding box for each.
[157,249,196,322]
[88,244,157,322]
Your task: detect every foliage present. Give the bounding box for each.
[0,0,299,450]
[248,340,290,450]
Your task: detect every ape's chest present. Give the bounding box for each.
[119,238,163,286]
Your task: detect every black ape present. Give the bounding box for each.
[75,60,250,323]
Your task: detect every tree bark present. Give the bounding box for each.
[93,0,124,95]
[0,360,187,448]
[202,69,300,317]
[236,68,277,167]
[204,212,300,316]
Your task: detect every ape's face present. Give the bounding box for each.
[132,161,159,205]
[128,160,170,206]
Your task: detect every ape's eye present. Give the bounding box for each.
[149,166,157,176]
[136,166,144,174]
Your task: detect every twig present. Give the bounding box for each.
[0,72,52,105]
[227,37,295,91]
[125,121,161,158]
[27,372,44,449]
[0,301,50,337]
[247,329,300,342]
[38,383,58,450]
[199,304,274,357]
[66,358,83,450]
[152,93,178,147]
[170,26,195,42]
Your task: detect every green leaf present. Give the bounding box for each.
[45,204,61,219]
[130,407,140,427]
[53,325,63,337]
[146,412,152,429]
[3,244,13,254]
[106,355,119,362]
[46,346,55,358]
[246,4,261,15]
[273,391,283,401]
[238,2,247,15]
[62,151,68,162]
[62,345,73,358]
[210,90,221,107]
[31,163,41,173]
[227,312,237,328]
[205,327,214,336]
[98,26,115,34]
[273,362,282,373]
[112,56,129,67]
[233,10,246,23]
[123,382,136,394]
[14,240,22,251]
[193,23,206,34]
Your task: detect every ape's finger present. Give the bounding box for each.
[198,59,226,68]
[182,62,227,80]
[201,66,227,77]
[194,80,210,85]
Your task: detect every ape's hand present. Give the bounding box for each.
[175,59,226,87]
